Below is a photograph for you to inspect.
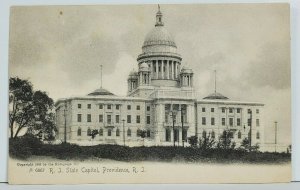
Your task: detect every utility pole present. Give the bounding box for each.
[275,121,278,153]
[180,108,185,147]
[122,119,126,146]
[249,110,252,148]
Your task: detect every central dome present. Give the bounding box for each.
[143,26,177,48]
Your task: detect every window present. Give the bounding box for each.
[107,114,111,124]
[127,105,131,110]
[77,128,81,136]
[256,119,260,127]
[222,118,226,126]
[202,131,207,138]
[165,129,171,142]
[99,104,103,109]
[116,128,120,137]
[127,115,131,123]
[116,105,120,110]
[256,109,259,114]
[211,117,215,125]
[147,115,151,124]
[99,128,103,136]
[182,129,187,141]
[211,131,215,139]
[87,128,91,136]
[202,117,206,125]
[127,129,131,137]
[99,114,103,122]
[237,108,241,113]
[174,129,179,141]
[136,105,140,110]
[147,130,151,137]
[202,107,206,112]
[237,118,241,126]
[87,104,91,109]
[107,104,111,109]
[158,66,161,72]
[116,115,120,123]
[136,115,140,123]
[248,109,252,114]
[108,129,112,136]
[211,108,214,112]
[229,118,233,126]
[238,131,242,139]
[248,118,251,126]
[256,132,260,139]
[229,108,233,113]
[222,108,225,113]
[78,104,81,109]
[77,114,82,122]
[147,106,150,111]
[87,114,91,122]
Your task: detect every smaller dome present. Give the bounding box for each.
[203,92,229,100]
[181,66,193,74]
[88,88,114,96]
[140,62,149,68]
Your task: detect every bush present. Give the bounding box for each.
[9,134,42,159]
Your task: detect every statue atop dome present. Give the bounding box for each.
[155,4,164,27]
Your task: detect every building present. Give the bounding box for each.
[55,7,264,148]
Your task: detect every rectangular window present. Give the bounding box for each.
[147,106,150,111]
[108,129,112,136]
[116,105,120,110]
[237,108,241,113]
[127,115,131,123]
[99,114,103,123]
[77,114,82,122]
[248,109,252,114]
[202,107,206,112]
[256,109,259,114]
[222,108,225,113]
[256,119,260,127]
[87,114,91,122]
[127,105,131,110]
[211,117,215,125]
[222,118,226,126]
[229,108,233,113]
[107,114,111,124]
[116,115,120,123]
[99,104,103,109]
[237,118,241,126]
[87,104,91,109]
[136,105,140,110]
[165,129,171,142]
[147,115,151,124]
[202,117,206,125]
[78,104,81,109]
[229,118,233,126]
[107,104,111,109]
[211,108,214,112]
[136,115,140,123]
[248,118,251,126]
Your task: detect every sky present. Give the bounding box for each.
[9,4,290,144]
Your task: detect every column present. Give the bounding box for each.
[170,61,174,80]
[166,61,170,79]
[156,60,158,79]
[190,75,193,87]
[175,62,178,79]
[161,60,164,79]
[139,73,142,85]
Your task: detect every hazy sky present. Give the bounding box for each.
[9,4,290,144]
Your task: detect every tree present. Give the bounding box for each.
[9,77,56,139]
[217,130,236,150]
[240,138,259,152]
[188,136,198,148]
[199,134,216,150]
[137,129,147,146]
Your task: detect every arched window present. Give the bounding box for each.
[116,128,120,137]
[108,129,112,136]
[77,128,81,136]
[211,131,215,139]
[256,132,260,139]
[202,131,207,138]
[99,128,103,136]
[238,131,242,139]
[127,129,131,137]
[87,128,91,136]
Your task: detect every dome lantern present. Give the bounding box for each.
[155,4,164,27]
